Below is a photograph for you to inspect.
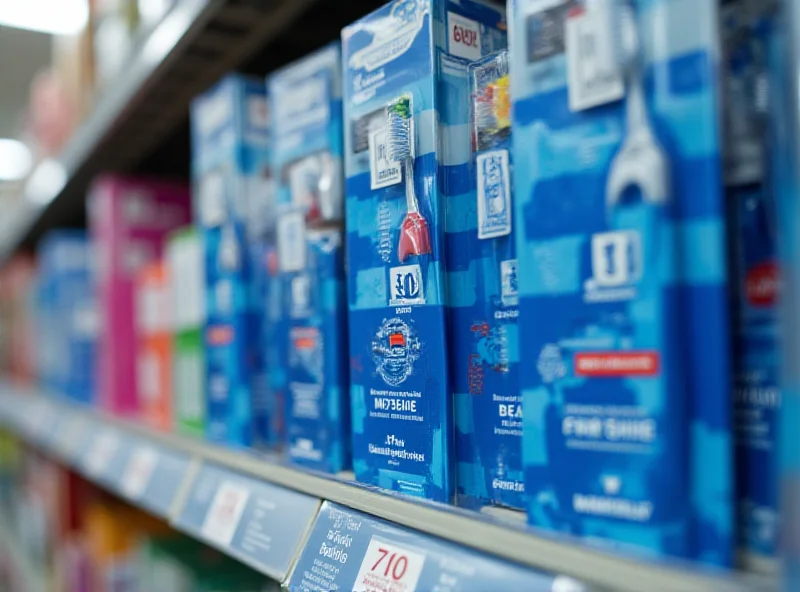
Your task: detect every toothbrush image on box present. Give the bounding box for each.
[387,95,432,262]
[606,5,668,207]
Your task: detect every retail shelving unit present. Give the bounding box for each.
[0,383,774,592]
[0,0,348,261]
[0,0,786,590]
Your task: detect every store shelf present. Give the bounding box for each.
[0,383,776,592]
[0,0,321,263]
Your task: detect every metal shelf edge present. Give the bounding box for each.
[0,385,776,592]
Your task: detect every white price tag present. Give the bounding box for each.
[56,417,82,457]
[353,537,426,592]
[448,11,482,61]
[369,127,402,190]
[276,210,307,273]
[25,400,54,438]
[201,481,250,546]
[85,431,119,476]
[565,4,624,112]
[120,447,158,500]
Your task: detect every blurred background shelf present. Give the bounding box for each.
[0,0,384,263]
[0,515,49,592]
[0,382,775,592]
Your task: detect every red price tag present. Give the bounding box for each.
[201,481,250,546]
[353,538,426,592]
[120,447,158,499]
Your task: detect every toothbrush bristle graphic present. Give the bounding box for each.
[387,95,432,262]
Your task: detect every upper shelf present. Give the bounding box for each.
[0,0,320,262]
[0,382,774,592]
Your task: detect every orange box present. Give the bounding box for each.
[85,500,172,592]
[135,262,172,431]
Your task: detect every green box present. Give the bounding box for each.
[167,227,206,438]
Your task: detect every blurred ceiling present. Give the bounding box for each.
[0,26,52,140]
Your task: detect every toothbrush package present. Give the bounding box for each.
[343,0,506,502]
[510,0,732,564]
[190,74,270,447]
[269,43,350,473]
[448,50,524,510]
[167,227,206,438]
[36,230,97,404]
[244,95,278,449]
[722,0,780,564]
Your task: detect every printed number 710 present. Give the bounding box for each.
[371,547,409,581]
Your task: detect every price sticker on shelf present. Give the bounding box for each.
[201,481,251,547]
[353,537,427,592]
[23,400,54,441]
[55,416,81,460]
[120,446,158,500]
[84,430,119,477]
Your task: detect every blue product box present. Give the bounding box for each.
[264,243,287,446]
[448,50,525,510]
[343,0,506,502]
[269,43,350,473]
[510,0,731,565]
[768,10,800,586]
[191,73,270,447]
[37,230,97,404]
[722,0,780,564]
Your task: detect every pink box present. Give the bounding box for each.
[89,176,191,416]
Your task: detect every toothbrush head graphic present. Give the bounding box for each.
[605,2,669,209]
[387,95,432,262]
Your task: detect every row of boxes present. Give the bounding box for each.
[4,0,781,572]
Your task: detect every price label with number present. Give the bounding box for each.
[353,537,426,592]
[201,481,250,547]
[84,431,119,476]
[120,446,158,500]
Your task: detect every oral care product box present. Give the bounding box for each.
[722,0,780,566]
[89,176,191,416]
[245,114,278,449]
[448,50,524,510]
[510,0,732,564]
[343,0,506,501]
[167,227,206,438]
[37,230,97,404]
[136,261,172,431]
[191,74,269,447]
[768,10,800,585]
[269,43,350,473]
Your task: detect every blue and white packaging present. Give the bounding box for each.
[269,44,350,473]
[191,74,270,447]
[447,50,524,510]
[510,0,732,565]
[343,0,506,502]
[36,230,97,404]
[722,0,780,565]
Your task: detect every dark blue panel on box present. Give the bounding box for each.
[287,502,575,592]
[175,462,320,580]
